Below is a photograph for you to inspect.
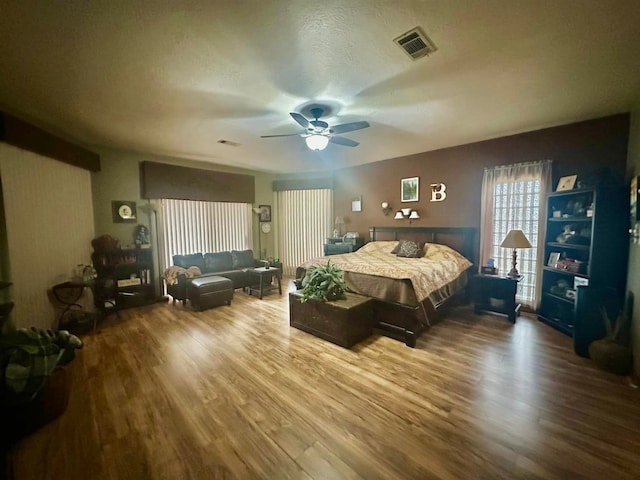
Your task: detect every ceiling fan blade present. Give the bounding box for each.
[329,136,359,147]
[290,112,310,129]
[260,133,300,138]
[330,121,370,135]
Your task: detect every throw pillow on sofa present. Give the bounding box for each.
[231,250,255,269]
[204,252,233,273]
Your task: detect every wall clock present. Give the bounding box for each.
[112,201,137,223]
[260,222,271,234]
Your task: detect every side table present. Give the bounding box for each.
[249,267,282,299]
[472,274,523,323]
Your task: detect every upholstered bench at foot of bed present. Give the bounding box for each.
[188,276,234,311]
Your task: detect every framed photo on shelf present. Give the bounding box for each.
[547,252,561,268]
[556,175,577,192]
[401,177,419,202]
[258,205,271,222]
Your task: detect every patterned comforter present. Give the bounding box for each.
[300,241,472,306]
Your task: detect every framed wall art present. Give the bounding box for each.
[258,204,271,222]
[351,196,362,212]
[401,177,419,202]
[112,200,137,223]
[556,175,577,192]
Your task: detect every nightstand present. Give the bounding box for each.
[471,274,523,323]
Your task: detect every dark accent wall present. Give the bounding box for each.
[140,161,255,203]
[0,112,100,171]
[334,114,629,238]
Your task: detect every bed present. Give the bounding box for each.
[297,226,477,347]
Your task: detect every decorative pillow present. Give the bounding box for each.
[231,249,256,269]
[395,240,425,258]
[173,253,204,271]
[204,252,233,272]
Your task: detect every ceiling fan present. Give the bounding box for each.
[261,107,370,151]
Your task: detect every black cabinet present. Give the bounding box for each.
[472,274,523,322]
[537,187,628,339]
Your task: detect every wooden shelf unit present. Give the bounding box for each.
[91,247,156,311]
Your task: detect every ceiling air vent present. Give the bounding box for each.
[393,27,437,61]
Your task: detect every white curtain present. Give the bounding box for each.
[275,189,333,276]
[0,144,95,329]
[480,160,552,308]
[161,199,251,270]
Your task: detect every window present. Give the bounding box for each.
[275,189,333,276]
[161,199,251,269]
[480,160,552,308]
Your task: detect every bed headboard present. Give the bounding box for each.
[369,226,478,267]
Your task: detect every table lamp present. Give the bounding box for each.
[500,229,532,277]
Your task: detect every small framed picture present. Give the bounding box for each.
[351,196,362,212]
[548,252,561,268]
[401,177,419,202]
[258,205,271,222]
[556,175,577,192]
[112,201,137,223]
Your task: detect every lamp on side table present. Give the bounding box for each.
[500,229,532,277]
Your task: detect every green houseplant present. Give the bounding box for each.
[588,294,633,375]
[300,262,347,303]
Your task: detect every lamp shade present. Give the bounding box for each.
[305,135,329,151]
[335,216,344,225]
[401,208,412,216]
[500,230,532,248]
[394,211,404,219]
[408,210,420,219]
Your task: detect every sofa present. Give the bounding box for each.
[166,250,267,304]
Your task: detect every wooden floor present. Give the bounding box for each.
[10,280,640,480]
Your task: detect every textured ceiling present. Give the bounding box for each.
[1,1,640,173]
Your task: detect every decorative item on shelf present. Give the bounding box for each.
[91,234,120,252]
[134,224,150,245]
[556,175,577,192]
[552,207,562,218]
[401,177,419,202]
[556,225,575,243]
[556,258,585,273]
[500,229,532,277]
[565,289,577,300]
[394,207,419,220]
[586,202,594,217]
[550,279,569,296]
[381,201,392,216]
[547,252,561,268]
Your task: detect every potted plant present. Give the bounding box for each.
[300,262,347,303]
[588,294,633,375]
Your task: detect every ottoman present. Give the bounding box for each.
[188,276,234,311]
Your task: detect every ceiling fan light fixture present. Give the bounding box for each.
[305,134,329,151]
